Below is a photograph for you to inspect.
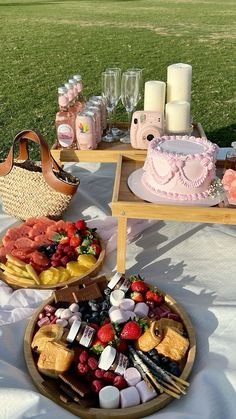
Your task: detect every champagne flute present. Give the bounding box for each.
[105,67,123,138]
[126,68,143,104]
[101,71,120,142]
[120,71,140,144]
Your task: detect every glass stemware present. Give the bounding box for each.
[126,68,143,104]
[105,67,123,139]
[101,71,120,142]
[120,71,140,144]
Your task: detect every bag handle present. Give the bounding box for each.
[0,130,79,195]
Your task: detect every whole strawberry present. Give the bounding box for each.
[145,289,163,304]
[131,291,144,302]
[120,320,142,340]
[97,323,115,343]
[130,275,148,293]
[75,219,86,230]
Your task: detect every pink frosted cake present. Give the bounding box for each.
[142,135,218,201]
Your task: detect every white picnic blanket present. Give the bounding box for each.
[0,161,236,419]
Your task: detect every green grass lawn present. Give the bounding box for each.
[0,0,235,158]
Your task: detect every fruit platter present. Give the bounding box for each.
[0,216,105,289]
[24,273,196,419]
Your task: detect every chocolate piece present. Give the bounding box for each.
[59,371,91,398]
[59,393,72,404]
[59,383,81,403]
[54,283,102,304]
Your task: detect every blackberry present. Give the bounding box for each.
[99,310,108,319]
[101,300,110,310]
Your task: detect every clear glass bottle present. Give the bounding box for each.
[55,86,76,149]
[73,74,86,111]
[225,141,236,171]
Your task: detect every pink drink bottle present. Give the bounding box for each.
[76,111,97,150]
[64,81,78,117]
[73,74,86,111]
[55,86,76,149]
[86,104,102,143]
[68,78,82,114]
[90,96,107,131]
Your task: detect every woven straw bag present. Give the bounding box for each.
[0,130,80,220]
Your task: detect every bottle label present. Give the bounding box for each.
[79,325,95,347]
[57,124,74,147]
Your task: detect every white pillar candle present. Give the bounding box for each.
[144,80,166,113]
[167,63,192,103]
[165,101,191,133]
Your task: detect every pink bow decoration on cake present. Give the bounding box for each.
[222,169,236,201]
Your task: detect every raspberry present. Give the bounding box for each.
[92,379,104,394]
[77,362,89,375]
[79,350,89,364]
[87,356,98,370]
[103,371,116,383]
[113,375,127,390]
[94,368,105,379]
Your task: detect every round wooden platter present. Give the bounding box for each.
[0,222,105,290]
[24,282,196,419]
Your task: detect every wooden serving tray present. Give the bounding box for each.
[0,223,105,289]
[50,122,207,163]
[111,155,236,273]
[24,278,196,419]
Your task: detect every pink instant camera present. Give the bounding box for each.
[130,111,164,149]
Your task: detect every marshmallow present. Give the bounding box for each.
[99,385,120,408]
[120,386,140,408]
[69,303,80,313]
[60,309,73,320]
[136,380,157,403]
[110,289,125,307]
[55,308,64,318]
[68,313,81,325]
[134,302,149,318]
[124,367,142,387]
[123,310,136,321]
[119,298,135,311]
[109,308,127,324]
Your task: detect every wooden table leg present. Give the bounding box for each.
[117,217,127,274]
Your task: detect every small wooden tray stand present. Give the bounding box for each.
[111,155,236,273]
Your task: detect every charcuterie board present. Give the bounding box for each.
[24,274,196,418]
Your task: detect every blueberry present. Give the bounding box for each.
[100,310,108,319]
[90,314,99,323]
[101,300,110,310]
[104,287,111,296]
[38,245,47,253]
[160,356,170,368]
[168,362,181,376]
[90,303,99,312]
[83,314,91,322]
[148,349,158,357]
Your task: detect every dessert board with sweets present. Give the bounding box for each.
[0,217,105,289]
[24,273,196,419]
